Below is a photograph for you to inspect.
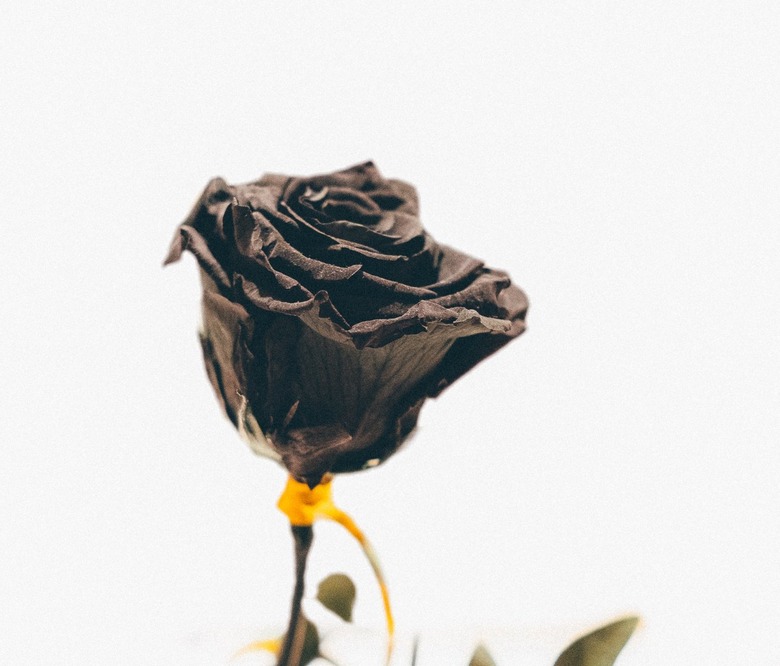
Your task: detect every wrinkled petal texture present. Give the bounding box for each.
[166,162,528,485]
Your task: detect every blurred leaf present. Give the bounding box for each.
[554,616,639,666]
[317,573,356,622]
[299,618,320,665]
[469,643,497,666]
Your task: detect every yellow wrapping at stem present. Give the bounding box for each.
[277,475,395,652]
[234,475,395,663]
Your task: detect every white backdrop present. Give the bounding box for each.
[1,2,778,664]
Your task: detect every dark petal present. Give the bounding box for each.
[431,271,511,318]
[222,205,332,313]
[231,181,286,214]
[368,210,423,239]
[426,243,484,292]
[317,187,382,220]
[267,318,457,480]
[304,322,452,428]
[279,424,354,487]
[426,283,529,398]
[349,333,454,446]
[384,178,419,216]
[167,178,235,266]
[313,219,401,248]
[163,227,186,266]
[259,220,365,283]
[317,270,439,325]
[275,186,436,283]
[330,396,426,475]
[235,273,314,313]
[164,177,233,279]
[199,287,254,425]
[346,300,513,348]
[279,212,441,285]
[320,289,415,324]
[181,176,233,234]
[312,240,440,286]
[368,191,405,211]
[255,315,304,434]
[199,333,236,425]
[279,164,424,259]
[300,161,384,192]
[498,281,530,322]
[229,197,444,324]
[301,185,385,225]
[235,275,352,332]
[165,225,232,291]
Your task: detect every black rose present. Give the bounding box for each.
[166,162,528,487]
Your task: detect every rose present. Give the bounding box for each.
[165,162,528,487]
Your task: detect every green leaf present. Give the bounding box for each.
[554,616,639,666]
[316,573,356,622]
[299,619,321,665]
[469,643,497,666]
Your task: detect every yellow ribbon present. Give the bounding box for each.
[234,475,394,663]
[278,475,394,656]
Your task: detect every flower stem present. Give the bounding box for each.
[277,474,395,663]
[276,524,314,666]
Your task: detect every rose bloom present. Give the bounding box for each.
[166,162,528,487]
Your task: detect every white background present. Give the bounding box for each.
[1,2,778,664]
